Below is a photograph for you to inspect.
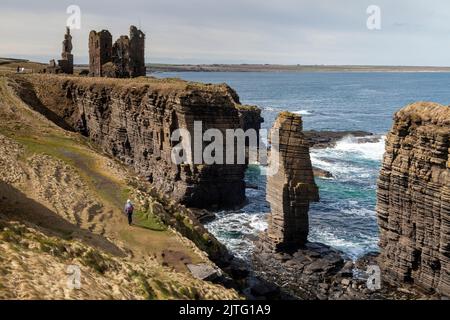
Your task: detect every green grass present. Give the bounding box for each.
[133,272,157,300]
[134,210,167,232]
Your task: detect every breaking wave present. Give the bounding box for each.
[293,109,312,115]
[333,135,386,161]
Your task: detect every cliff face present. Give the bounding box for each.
[14,74,262,209]
[377,102,450,296]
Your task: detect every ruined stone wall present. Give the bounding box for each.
[59,27,74,74]
[129,26,146,77]
[43,28,73,75]
[260,112,319,252]
[89,30,113,77]
[377,102,450,296]
[112,36,131,78]
[23,75,261,209]
[89,26,145,78]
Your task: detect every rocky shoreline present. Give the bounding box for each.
[248,109,448,300]
[303,130,381,148]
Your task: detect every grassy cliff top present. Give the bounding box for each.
[398,102,450,126]
[14,73,239,97]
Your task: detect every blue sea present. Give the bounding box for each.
[153,71,450,261]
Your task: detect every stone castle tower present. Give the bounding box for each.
[43,27,74,74]
[59,27,74,74]
[89,26,146,78]
[128,26,146,77]
[88,30,113,77]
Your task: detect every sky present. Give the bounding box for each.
[1,0,450,66]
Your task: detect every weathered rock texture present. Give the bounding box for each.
[252,111,437,300]
[17,74,262,209]
[89,26,146,78]
[260,112,319,252]
[377,102,450,296]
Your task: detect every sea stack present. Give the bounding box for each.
[377,102,450,296]
[254,112,350,299]
[261,112,319,252]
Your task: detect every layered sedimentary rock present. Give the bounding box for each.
[260,112,319,252]
[377,102,450,296]
[17,74,262,209]
[254,113,353,299]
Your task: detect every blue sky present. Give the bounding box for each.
[1,0,450,65]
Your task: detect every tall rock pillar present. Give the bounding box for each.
[262,112,319,252]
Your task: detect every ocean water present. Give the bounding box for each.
[153,71,450,261]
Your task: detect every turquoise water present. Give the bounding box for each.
[153,71,450,260]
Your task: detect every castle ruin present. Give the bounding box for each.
[43,27,74,74]
[89,26,146,78]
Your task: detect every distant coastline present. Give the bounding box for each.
[147,63,450,73]
[3,58,450,74]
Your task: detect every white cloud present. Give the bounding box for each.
[1,0,450,65]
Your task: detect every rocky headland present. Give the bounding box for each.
[11,74,262,209]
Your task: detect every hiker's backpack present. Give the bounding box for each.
[125,204,134,214]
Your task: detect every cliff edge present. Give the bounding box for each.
[377,102,450,296]
[10,74,262,209]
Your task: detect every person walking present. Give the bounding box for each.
[124,199,134,226]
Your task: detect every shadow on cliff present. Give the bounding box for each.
[0,181,125,257]
[10,75,75,132]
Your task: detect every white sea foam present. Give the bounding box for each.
[341,207,376,218]
[249,215,268,232]
[310,152,368,179]
[310,135,386,179]
[293,109,312,115]
[333,135,386,161]
[309,227,379,260]
[206,135,385,262]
